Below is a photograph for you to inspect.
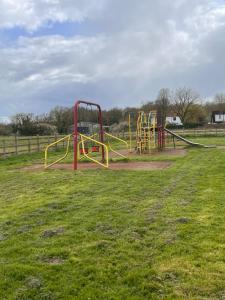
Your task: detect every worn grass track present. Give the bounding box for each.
[0,140,225,299]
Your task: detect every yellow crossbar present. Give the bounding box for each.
[105,132,129,159]
[77,133,98,161]
[80,134,109,168]
[45,134,72,169]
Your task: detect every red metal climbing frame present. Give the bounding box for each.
[157,111,165,151]
[73,100,105,170]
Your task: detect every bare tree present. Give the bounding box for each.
[215,93,225,111]
[172,87,200,124]
[155,88,171,126]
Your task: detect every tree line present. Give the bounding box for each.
[1,87,225,136]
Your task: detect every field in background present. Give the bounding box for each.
[0,138,225,299]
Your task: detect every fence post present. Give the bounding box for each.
[15,134,18,155]
[37,135,40,152]
[3,140,6,156]
[55,134,58,150]
[28,138,31,153]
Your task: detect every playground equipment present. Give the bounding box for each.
[127,109,213,154]
[136,111,157,154]
[45,100,129,170]
[45,100,214,170]
[127,109,166,154]
[45,134,72,169]
[164,128,214,148]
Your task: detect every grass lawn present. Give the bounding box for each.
[0,137,225,299]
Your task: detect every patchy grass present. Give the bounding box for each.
[0,138,225,299]
[186,136,225,146]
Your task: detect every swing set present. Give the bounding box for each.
[45,100,129,170]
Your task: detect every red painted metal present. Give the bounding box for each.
[157,110,166,151]
[74,100,104,170]
[158,127,162,150]
[80,148,89,155]
[92,146,100,153]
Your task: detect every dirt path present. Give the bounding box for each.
[22,161,172,171]
[110,148,186,158]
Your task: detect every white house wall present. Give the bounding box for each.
[215,114,225,122]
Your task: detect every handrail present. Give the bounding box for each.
[77,133,98,161]
[105,132,128,159]
[80,134,109,168]
[45,134,72,169]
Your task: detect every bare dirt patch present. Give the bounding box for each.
[41,227,64,238]
[20,148,186,172]
[40,257,65,265]
[22,161,172,171]
[109,148,187,158]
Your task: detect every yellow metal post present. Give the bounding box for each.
[128,113,132,153]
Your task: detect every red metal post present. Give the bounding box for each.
[162,128,165,148]
[73,100,105,170]
[74,102,79,170]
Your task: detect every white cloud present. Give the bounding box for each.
[0,0,105,31]
[185,2,225,34]
[0,27,197,91]
[0,0,225,116]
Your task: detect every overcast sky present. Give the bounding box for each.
[0,0,225,120]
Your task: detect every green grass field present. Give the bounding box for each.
[1,137,225,299]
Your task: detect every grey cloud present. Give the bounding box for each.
[0,0,225,117]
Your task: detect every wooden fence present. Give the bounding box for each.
[114,128,225,139]
[0,135,65,157]
[164,128,225,137]
[1,128,225,157]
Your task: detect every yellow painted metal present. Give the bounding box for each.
[45,134,72,169]
[136,110,157,154]
[80,134,109,168]
[150,111,157,149]
[128,114,132,152]
[105,132,129,159]
[136,111,144,154]
[77,133,98,161]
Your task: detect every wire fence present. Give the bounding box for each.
[1,128,225,157]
